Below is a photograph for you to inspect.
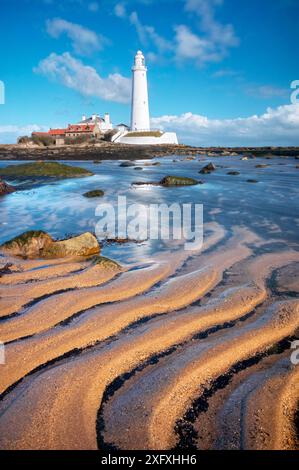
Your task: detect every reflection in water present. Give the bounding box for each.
[0,156,298,264]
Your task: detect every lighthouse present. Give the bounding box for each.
[130,51,150,131]
[113,51,178,145]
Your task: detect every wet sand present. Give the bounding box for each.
[0,223,298,450]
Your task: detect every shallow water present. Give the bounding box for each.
[0,156,298,264]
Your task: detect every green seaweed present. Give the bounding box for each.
[160,175,199,186]
[83,189,104,198]
[1,230,51,248]
[92,255,121,270]
[0,162,93,178]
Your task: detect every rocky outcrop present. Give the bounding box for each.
[132,175,202,187]
[0,179,15,196]
[199,162,216,174]
[255,164,269,169]
[1,231,100,259]
[119,161,136,167]
[159,175,199,186]
[0,162,93,178]
[41,233,100,258]
[83,190,104,198]
[1,231,54,258]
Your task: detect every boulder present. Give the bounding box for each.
[1,231,100,259]
[255,164,269,169]
[227,171,240,176]
[42,232,100,258]
[0,162,93,178]
[1,231,54,258]
[92,255,121,271]
[247,179,259,183]
[0,179,15,196]
[83,189,104,198]
[199,162,216,174]
[160,175,199,186]
[119,161,135,167]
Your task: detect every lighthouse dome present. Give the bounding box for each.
[133,50,146,69]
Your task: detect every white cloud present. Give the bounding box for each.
[123,1,238,66]
[129,11,173,52]
[46,18,108,55]
[34,52,131,104]
[114,2,127,18]
[174,0,239,64]
[0,125,48,144]
[151,104,299,146]
[245,85,288,99]
[174,25,210,61]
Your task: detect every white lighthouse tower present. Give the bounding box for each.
[113,50,178,145]
[130,51,150,131]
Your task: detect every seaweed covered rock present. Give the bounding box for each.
[159,175,199,186]
[0,178,15,196]
[0,162,93,178]
[199,162,216,174]
[83,189,104,198]
[1,231,100,259]
[1,231,54,258]
[92,255,121,271]
[42,232,100,258]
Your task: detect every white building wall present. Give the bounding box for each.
[114,132,178,145]
[130,51,150,131]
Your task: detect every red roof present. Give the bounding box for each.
[31,123,96,138]
[49,128,67,136]
[66,124,95,133]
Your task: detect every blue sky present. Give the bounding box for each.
[0,0,298,145]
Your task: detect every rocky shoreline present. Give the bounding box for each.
[0,143,298,161]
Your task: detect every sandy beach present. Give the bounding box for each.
[0,155,298,451]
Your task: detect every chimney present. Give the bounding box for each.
[104,113,110,124]
[82,114,86,122]
[92,113,97,121]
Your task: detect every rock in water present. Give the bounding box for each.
[0,179,15,196]
[119,161,135,167]
[42,232,100,258]
[0,162,93,178]
[1,231,54,257]
[83,190,104,198]
[160,175,199,186]
[199,162,216,174]
[255,164,269,169]
[1,231,100,259]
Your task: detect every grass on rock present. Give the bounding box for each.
[0,162,93,178]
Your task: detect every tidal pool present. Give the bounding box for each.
[0,156,298,264]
